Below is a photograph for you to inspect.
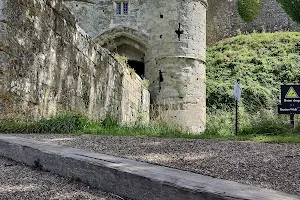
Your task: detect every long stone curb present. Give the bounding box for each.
[0,134,299,200]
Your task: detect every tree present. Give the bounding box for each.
[237,0,262,23]
[237,0,300,23]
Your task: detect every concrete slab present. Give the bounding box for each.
[0,134,299,200]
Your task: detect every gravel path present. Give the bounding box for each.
[11,134,300,197]
[0,156,126,200]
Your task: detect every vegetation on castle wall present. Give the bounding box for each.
[113,53,129,69]
[206,32,300,111]
[113,53,137,79]
[238,0,300,23]
[237,0,262,23]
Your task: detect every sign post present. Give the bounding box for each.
[290,114,295,129]
[235,99,238,135]
[233,80,242,135]
[278,85,300,129]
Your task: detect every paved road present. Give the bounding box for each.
[0,156,126,200]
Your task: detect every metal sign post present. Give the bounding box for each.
[290,113,295,129]
[235,98,238,135]
[233,80,242,135]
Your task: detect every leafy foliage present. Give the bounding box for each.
[237,0,262,23]
[207,32,300,111]
[237,0,300,24]
[113,53,129,68]
[276,0,300,23]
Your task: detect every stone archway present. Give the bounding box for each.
[94,26,149,78]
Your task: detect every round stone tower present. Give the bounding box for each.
[144,0,207,132]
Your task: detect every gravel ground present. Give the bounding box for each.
[10,134,300,197]
[0,156,126,200]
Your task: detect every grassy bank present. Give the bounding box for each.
[207,31,300,111]
[1,111,300,143]
[1,32,300,143]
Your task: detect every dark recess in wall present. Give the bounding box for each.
[128,60,145,77]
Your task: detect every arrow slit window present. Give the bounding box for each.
[116,2,129,15]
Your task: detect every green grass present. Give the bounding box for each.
[0,113,89,134]
[207,32,300,111]
[203,31,300,143]
[203,107,300,143]
[1,112,300,143]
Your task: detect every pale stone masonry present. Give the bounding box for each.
[0,0,149,124]
[0,0,297,132]
[65,0,208,132]
[65,0,300,46]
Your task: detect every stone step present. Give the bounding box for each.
[0,134,299,200]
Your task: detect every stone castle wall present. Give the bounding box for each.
[2,0,296,131]
[65,0,300,46]
[0,0,150,123]
[207,0,300,44]
[65,0,207,132]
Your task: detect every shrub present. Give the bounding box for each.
[207,32,300,111]
[237,0,262,23]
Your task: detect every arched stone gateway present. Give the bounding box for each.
[95,27,149,78]
[65,0,207,133]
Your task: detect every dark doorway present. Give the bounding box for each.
[128,60,145,77]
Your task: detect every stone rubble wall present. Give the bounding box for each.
[0,0,149,124]
[207,0,300,45]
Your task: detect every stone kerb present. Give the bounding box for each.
[0,135,299,200]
